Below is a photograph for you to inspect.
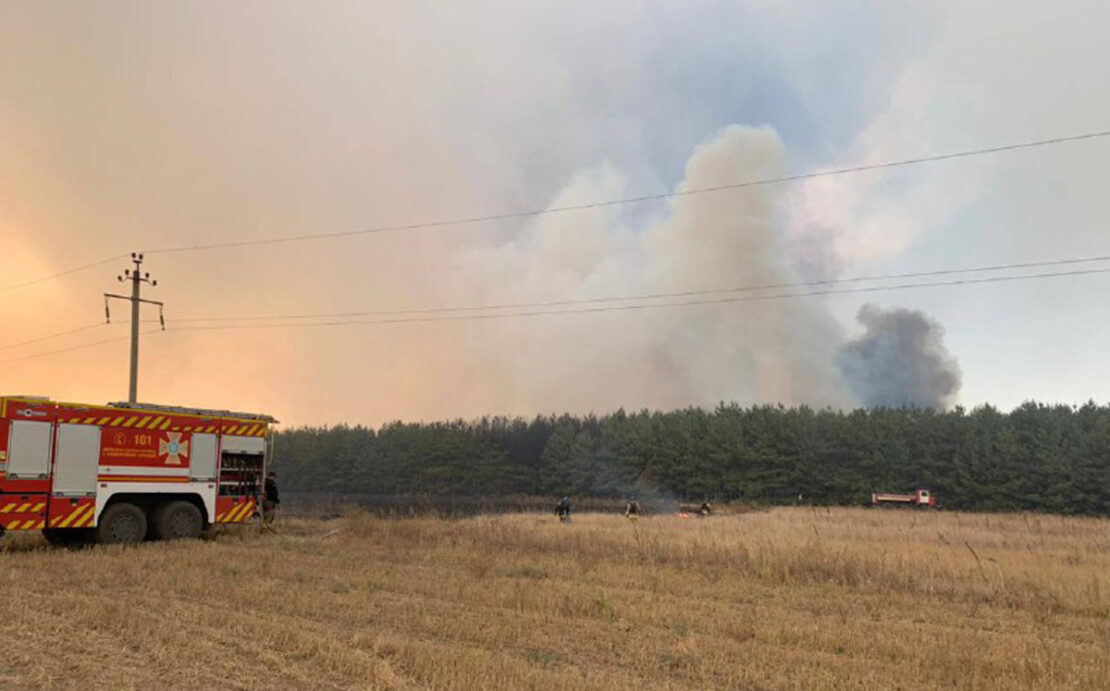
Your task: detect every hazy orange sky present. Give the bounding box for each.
[3,2,1109,427]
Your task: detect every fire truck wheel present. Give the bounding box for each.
[153,500,203,541]
[96,502,148,545]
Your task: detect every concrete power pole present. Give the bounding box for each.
[104,253,165,403]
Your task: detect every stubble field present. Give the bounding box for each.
[0,507,1107,690]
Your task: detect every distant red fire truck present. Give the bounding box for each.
[871,488,936,508]
[0,395,276,545]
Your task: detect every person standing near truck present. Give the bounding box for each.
[263,471,280,526]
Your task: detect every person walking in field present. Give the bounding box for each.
[698,499,712,517]
[555,496,572,523]
[263,471,280,526]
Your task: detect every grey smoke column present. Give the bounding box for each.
[837,304,961,409]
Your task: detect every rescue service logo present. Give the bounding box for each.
[158,432,190,466]
[101,428,193,467]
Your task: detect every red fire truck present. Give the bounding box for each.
[0,395,276,545]
[870,488,936,508]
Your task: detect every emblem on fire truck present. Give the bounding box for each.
[158,432,190,466]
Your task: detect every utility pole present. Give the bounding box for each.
[104,253,165,403]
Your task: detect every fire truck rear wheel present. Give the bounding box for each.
[96,502,148,545]
[153,500,203,541]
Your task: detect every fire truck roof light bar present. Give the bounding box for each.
[106,401,278,423]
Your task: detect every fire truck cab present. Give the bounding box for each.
[0,395,276,545]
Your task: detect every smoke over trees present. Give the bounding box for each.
[837,305,962,409]
[452,125,852,413]
[454,125,963,413]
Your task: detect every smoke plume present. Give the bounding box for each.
[837,304,961,409]
[453,125,853,413]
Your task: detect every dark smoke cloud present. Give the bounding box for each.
[837,304,961,409]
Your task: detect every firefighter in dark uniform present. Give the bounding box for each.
[263,471,280,525]
[555,496,571,523]
[624,497,640,520]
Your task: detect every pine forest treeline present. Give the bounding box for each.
[274,402,1110,515]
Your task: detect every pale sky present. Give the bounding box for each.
[2,1,1109,426]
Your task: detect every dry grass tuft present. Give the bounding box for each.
[0,508,1106,689]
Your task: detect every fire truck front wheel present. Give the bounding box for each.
[152,500,203,540]
[96,502,148,545]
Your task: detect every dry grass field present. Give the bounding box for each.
[0,507,1107,690]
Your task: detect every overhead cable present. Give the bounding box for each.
[164,266,1110,332]
[144,129,1110,255]
[0,323,107,352]
[169,252,1110,323]
[7,268,1105,365]
[0,332,139,366]
[0,254,128,296]
[6,129,1108,293]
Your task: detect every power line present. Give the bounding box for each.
[0,329,164,366]
[9,266,1106,365]
[0,254,128,296]
[164,266,1110,333]
[169,252,1110,323]
[0,318,173,353]
[4,253,1103,358]
[144,129,1110,255]
[0,333,128,366]
[5,129,1108,294]
[0,323,107,352]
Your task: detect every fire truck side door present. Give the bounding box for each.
[7,420,52,479]
[53,424,101,496]
[189,433,217,481]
